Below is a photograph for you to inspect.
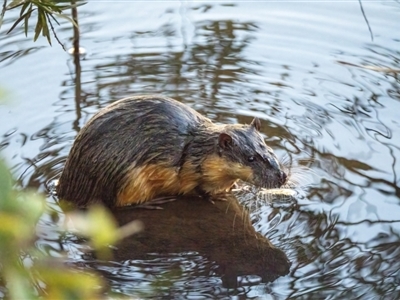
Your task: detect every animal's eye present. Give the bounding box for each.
[248,156,255,162]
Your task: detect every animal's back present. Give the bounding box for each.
[57,95,211,207]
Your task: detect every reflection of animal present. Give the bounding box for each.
[57,95,287,207]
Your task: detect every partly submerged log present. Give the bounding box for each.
[110,195,291,286]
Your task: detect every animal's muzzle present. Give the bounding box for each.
[278,171,287,186]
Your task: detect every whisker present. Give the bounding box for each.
[233,152,319,210]
[280,153,292,167]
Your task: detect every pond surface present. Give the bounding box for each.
[1,1,400,298]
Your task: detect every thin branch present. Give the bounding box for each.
[358,0,373,42]
[47,9,60,26]
[71,0,79,55]
[46,12,65,50]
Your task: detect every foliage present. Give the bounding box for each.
[0,0,87,47]
[0,158,141,299]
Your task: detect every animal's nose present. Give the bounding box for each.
[279,171,287,185]
[266,156,280,171]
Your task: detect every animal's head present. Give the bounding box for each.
[218,117,287,189]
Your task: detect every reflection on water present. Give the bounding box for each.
[1,1,400,298]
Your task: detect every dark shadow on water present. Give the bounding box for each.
[108,195,290,289]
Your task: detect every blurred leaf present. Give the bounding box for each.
[18,192,46,223]
[36,267,104,299]
[0,212,31,241]
[0,160,13,205]
[6,269,36,300]
[65,205,119,258]
[86,206,119,248]
[0,86,128,299]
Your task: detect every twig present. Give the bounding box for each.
[358,0,373,41]
[46,13,65,51]
[71,0,79,55]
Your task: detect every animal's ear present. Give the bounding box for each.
[250,117,261,131]
[219,133,233,149]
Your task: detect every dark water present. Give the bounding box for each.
[1,1,400,298]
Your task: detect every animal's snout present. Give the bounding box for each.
[279,171,287,186]
[266,156,280,171]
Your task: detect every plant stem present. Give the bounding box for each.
[71,0,82,130]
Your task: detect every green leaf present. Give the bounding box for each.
[6,8,35,35]
[51,1,88,11]
[33,9,43,41]
[38,9,52,45]
[24,7,32,37]
[0,160,13,204]
[55,13,78,28]
[6,268,36,300]
[7,0,26,10]
[6,0,87,47]
[38,2,63,14]
[35,267,103,299]
[19,192,46,224]
[20,1,30,17]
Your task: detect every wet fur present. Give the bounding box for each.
[57,95,285,207]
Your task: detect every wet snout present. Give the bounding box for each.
[278,170,287,186]
[264,154,287,188]
[265,155,280,171]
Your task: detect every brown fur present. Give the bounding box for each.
[200,155,253,194]
[117,164,179,206]
[116,156,253,205]
[57,95,286,207]
[116,161,202,206]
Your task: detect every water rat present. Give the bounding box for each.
[57,95,287,207]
